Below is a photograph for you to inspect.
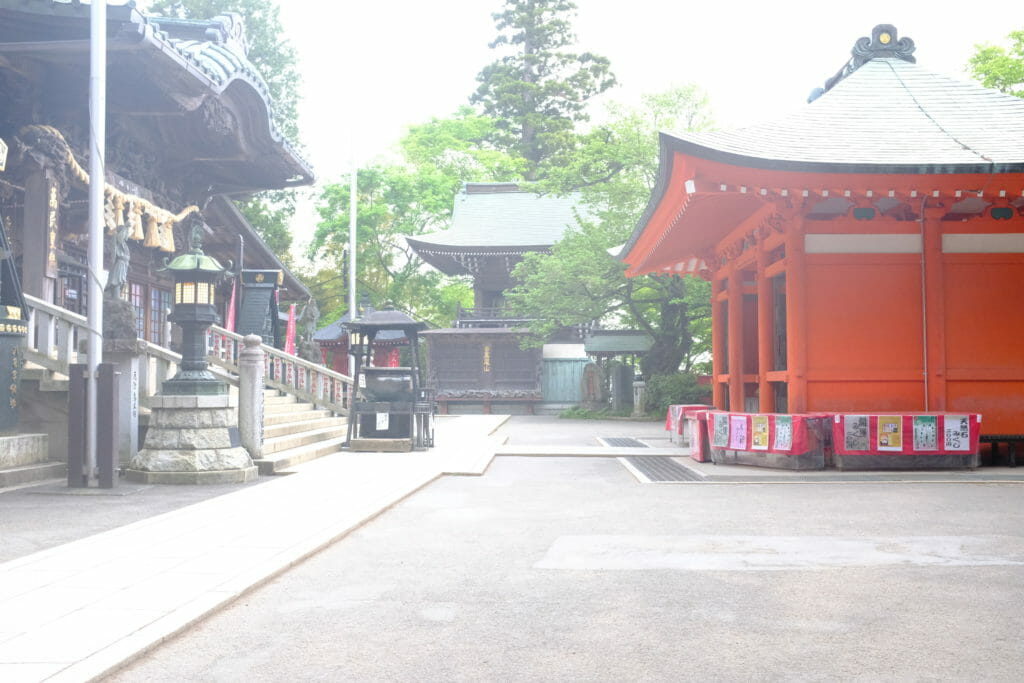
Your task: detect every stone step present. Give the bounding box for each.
[263,400,316,416]
[263,408,334,427]
[252,435,348,475]
[0,461,66,488]
[261,424,349,455]
[0,434,49,468]
[264,394,298,406]
[264,416,347,439]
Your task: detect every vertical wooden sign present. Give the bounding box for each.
[45,184,58,278]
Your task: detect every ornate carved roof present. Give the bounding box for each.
[0,1,313,195]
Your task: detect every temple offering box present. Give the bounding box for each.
[831,413,980,470]
[705,412,832,470]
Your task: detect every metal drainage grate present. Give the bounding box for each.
[601,437,648,448]
[623,455,703,482]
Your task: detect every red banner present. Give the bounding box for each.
[704,411,825,455]
[831,413,981,455]
[284,303,296,355]
[666,404,711,434]
[225,280,237,332]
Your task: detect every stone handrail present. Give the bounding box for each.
[21,294,233,403]
[22,293,88,375]
[21,295,350,415]
[136,339,237,406]
[208,326,352,416]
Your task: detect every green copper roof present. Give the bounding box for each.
[408,183,587,251]
[584,331,654,355]
[163,251,225,273]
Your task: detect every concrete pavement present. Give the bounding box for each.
[0,415,507,682]
[108,454,1024,682]
[2,413,1022,681]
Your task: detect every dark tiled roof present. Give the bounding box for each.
[419,327,528,336]
[665,58,1024,174]
[345,306,427,334]
[0,1,313,189]
[314,313,407,343]
[407,184,586,251]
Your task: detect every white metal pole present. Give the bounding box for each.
[347,161,357,377]
[86,0,107,484]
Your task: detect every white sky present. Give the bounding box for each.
[275,0,1017,250]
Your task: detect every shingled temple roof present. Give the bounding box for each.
[660,25,1024,175]
[408,183,583,250]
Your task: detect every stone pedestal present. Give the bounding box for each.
[127,394,256,484]
[632,380,646,417]
[104,339,142,467]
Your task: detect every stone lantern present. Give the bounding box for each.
[127,221,256,484]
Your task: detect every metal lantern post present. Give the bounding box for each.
[161,225,230,396]
[127,220,255,484]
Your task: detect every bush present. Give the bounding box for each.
[643,373,709,416]
[559,406,634,420]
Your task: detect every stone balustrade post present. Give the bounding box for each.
[238,334,265,459]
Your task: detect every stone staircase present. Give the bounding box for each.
[253,389,349,475]
[0,433,65,488]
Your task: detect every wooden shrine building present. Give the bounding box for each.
[407,182,587,412]
[0,3,312,336]
[0,2,312,466]
[621,25,1024,438]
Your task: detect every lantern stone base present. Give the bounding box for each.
[127,394,257,485]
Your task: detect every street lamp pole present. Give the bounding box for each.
[86,0,107,484]
[348,161,357,376]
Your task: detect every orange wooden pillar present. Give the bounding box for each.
[922,204,947,411]
[711,276,726,409]
[756,242,774,414]
[784,218,808,413]
[727,265,745,412]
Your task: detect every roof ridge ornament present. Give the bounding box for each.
[808,24,916,103]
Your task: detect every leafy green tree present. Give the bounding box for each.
[143,0,301,257]
[471,0,616,179]
[969,29,1024,97]
[507,86,715,377]
[308,110,523,325]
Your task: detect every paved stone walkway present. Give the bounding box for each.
[2,413,1021,682]
[0,415,506,683]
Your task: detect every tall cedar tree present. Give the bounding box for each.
[471,0,616,179]
[143,0,302,259]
